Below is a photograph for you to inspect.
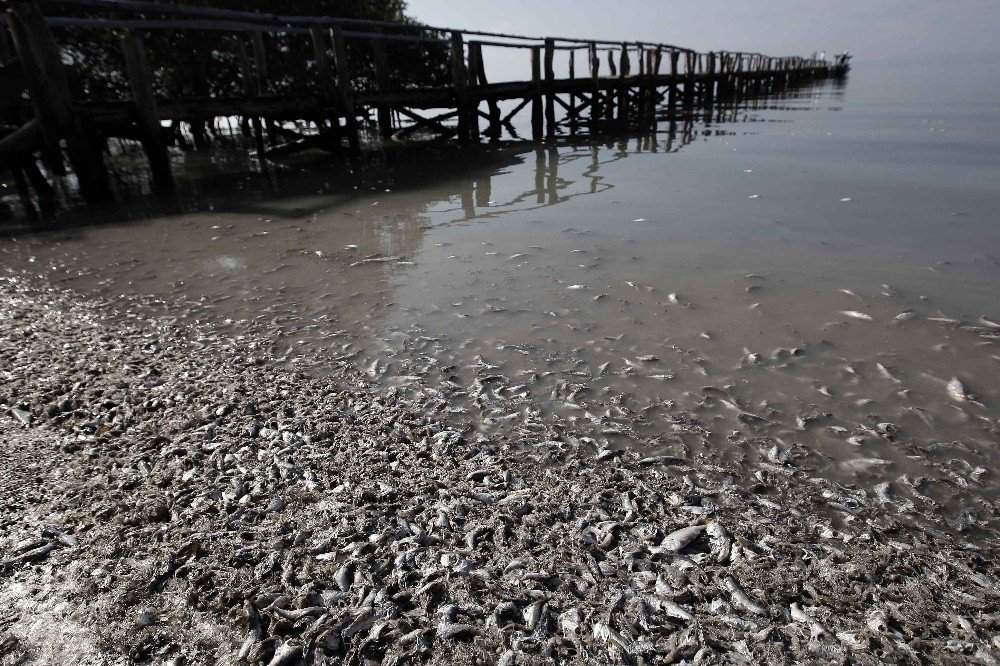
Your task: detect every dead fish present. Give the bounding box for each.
[349,255,406,267]
[876,363,900,382]
[790,603,828,639]
[265,641,302,666]
[723,576,767,615]
[980,315,1000,329]
[655,525,703,553]
[902,412,934,435]
[523,600,546,630]
[840,310,873,321]
[841,457,893,472]
[946,377,970,402]
[592,622,636,654]
[706,522,732,564]
[894,310,917,323]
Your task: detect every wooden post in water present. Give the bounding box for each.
[705,51,716,112]
[530,45,542,142]
[330,26,360,154]
[568,49,577,135]
[249,31,273,147]
[450,31,469,144]
[470,41,500,140]
[667,50,678,120]
[616,42,629,125]
[649,46,662,126]
[309,25,341,144]
[683,52,695,109]
[543,38,555,140]
[588,42,600,128]
[372,36,392,140]
[310,27,336,99]
[467,41,482,143]
[8,0,110,203]
[234,38,267,170]
[121,32,173,193]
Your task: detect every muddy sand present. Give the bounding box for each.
[1,275,998,665]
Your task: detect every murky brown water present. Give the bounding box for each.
[2,59,998,518]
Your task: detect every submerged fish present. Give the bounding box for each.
[946,377,971,402]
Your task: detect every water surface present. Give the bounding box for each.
[3,56,999,523]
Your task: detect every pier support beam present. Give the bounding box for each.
[530,45,542,142]
[543,38,555,140]
[8,0,111,203]
[121,32,173,193]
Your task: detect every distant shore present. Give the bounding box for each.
[0,275,997,665]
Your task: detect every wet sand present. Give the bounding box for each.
[1,275,998,664]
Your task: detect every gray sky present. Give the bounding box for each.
[407,0,998,62]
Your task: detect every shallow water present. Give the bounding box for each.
[2,56,998,515]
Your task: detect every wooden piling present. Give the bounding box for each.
[588,42,599,127]
[330,26,360,154]
[470,41,500,140]
[683,52,695,109]
[372,36,392,139]
[466,40,482,143]
[616,42,628,124]
[309,27,336,100]
[7,0,110,203]
[543,38,555,140]
[121,32,173,192]
[667,50,678,120]
[234,38,267,170]
[450,31,469,144]
[567,49,576,134]
[530,45,542,142]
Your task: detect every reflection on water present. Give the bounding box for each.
[2,63,999,528]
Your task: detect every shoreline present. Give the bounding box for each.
[1,275,998,665]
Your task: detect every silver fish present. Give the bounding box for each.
[656,525,704,553]
[723,576,767,615]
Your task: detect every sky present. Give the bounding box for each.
[406,0,999,63]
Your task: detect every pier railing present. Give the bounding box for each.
[0,0,844,205]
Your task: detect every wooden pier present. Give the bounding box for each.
[0,0,848,206]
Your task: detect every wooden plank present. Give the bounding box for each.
[330,26,360,153]
[120,32,173,192]
[8,1,110,202]
[543,37,555,139]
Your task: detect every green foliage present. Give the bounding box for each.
[41,0,451,103]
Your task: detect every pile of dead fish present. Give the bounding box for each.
[1,275,998,665]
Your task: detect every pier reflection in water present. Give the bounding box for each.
[2,71,998,527]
